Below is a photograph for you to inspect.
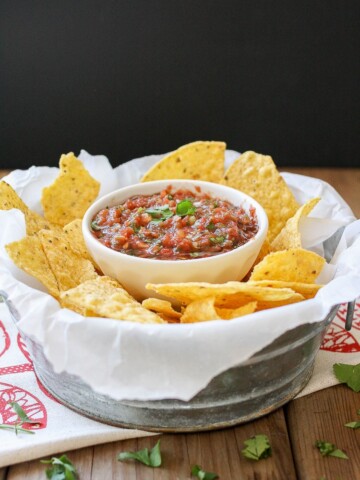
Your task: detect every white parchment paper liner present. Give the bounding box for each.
[1,150,360,401]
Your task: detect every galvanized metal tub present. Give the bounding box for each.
[15,304,339,432]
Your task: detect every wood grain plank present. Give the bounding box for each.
[232,408,297,480]
[283,167,360,217]
[286,384,360,480]
[185,428,243,479]
[0,468,7,480]
[0,170,10,179]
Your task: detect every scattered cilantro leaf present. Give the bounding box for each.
[206,222,216,232]
[241,434,272,461]
[0,424,34,435]
[333,363,360,392]
[176,200,196,217]
[8,401,39,425]
[149,440,162,467]
[117,440,162,467]
[315,441,348,459]
[40,454,78,479]
[0,401,40,435]
[191,464,219,479]
[345,421,360,429]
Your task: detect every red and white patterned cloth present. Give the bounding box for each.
[0,301,359,466]
[297,300,360,397]
[0,304,153,468]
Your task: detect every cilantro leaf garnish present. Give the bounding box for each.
[131,222,140,233]
[210,236,225,244]
[0,424,35,435]
[206,222,216,231]
[191,464,219,479]
[345,421,360,429]
[8,401,40,425]
[0,401,40,435]
[40,454,78,479]
[91,220,101,231]
[176,199,196,217]
[333,363,360,392]
[315,441,348,459]
[241,434,272,461]
[345,409,360,429]
[146,206,174,223]
[117,439,162,467]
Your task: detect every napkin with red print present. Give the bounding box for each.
[297,300,360,397]
[1,301,359,467]
[0,303,153,468]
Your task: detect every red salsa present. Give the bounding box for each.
[91,186,259,260]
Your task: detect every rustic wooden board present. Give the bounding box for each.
[284,167,360,217]
[4,409,298,479]
[287,384,360,480]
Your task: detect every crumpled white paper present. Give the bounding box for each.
[1,150,360,401]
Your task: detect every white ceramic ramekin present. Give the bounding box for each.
[82,180,268,300]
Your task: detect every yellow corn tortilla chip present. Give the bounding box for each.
[142,298,181,319]
[217,302,258,319]
[271,198,320,251]
[248,280,322,299]
[181,297,257,323]
[41,153,100,226]
[60,276,164,324]
[146,281,304,309]
[0,181,51,235]
[249,248,325,284]
[5,236,59,297]
[39,229,97,291]
[222,151,299,241]
[63,219,95,263]
[141,141,226,183]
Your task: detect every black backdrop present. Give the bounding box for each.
[1,1,359,169]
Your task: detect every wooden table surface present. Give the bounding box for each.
[0,167,359,480]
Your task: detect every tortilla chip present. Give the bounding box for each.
[60,276,164,324]
[141,141,226,183]
[222,151,299,241]
[181,297,221,323]
[41,153,100,226]
[248,280,322,299]
[0,181,51,235]
[217,302,258,319]
[38,229,97,291]
[142,298,181,319]
[249,248,325,284]
[146,281,304,309]
[180,297,257,323]
[63,219,94,263]
[157,313,181,324]
[5,236,59,297]
[271,198,320,251]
